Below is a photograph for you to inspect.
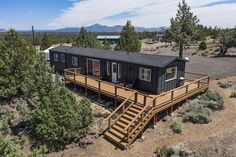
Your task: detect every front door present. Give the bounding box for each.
[112,62,117,83]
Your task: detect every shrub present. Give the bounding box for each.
[200,90,224,110]
[230,92,236,98]
[199,41,207,50]
[201,51,208,57]
[27,87,93,150]
[0,138,24,157]
[184,104,212,124]
[1,115,11,135]
[170,122,183,134]
[192,52,198,56]
[217,81,232,89]
[155,145,189,157]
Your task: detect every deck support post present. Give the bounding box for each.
[153,114,156,126]
[85,77,88,95]
[134,92,138,104]
[98,81,101,101]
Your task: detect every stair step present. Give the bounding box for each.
[123,114,134,120]
[112,124,125,134]
[116,121,128,128]
[126,110,137,117]
[129,107,141,113]
[132,104,144,110]
[120,117,131,124]
[109,128,125,139]
[105,131,122,143]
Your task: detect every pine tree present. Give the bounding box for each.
[40,33,51,50]
[102,38,111,50]
[0,29,35,100]
[116,21,141,52]
[165,0,199,58]
[72,27,100,48]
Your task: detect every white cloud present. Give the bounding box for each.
[48,0,236,28]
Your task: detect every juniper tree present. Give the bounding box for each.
[116,21,141,52]
[0,29,35,100]
[72,27,100,48]
[164,0,199,58]
[40,33,51,50]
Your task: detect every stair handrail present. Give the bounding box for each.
[106,92,135,129]
[124,97,155,131]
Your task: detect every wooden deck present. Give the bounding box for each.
[64,68,209,149]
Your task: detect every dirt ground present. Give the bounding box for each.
[48,76,236,157]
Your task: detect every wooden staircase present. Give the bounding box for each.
[105,92,155,149]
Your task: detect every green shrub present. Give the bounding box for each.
[192,52,198,56]
[0,138,24,157]
[27,87,93,150]
[199,41,207,50]
[184,104,212,124]
[201,51,208,57]
[217,81,232,89]
[200,90,224,110]
[170,122,183,134]
[1,115,11,135]
[155,145,189,157]
[230,92,236,98]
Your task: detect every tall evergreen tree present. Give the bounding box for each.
[72,27,100,48]
[40,33,51,50]
[102,38,111,50]
[0,29,35,100]
[116,21,141,52]
[164,0,199,58]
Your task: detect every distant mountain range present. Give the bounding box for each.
[0,24,166,33]
[0,28,6,32]
[53,24,166,33]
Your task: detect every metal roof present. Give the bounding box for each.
[50,46,186,68]
[96,35,120,40]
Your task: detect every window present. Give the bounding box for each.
[54,53,58,61]
[165,67,177,82]
[139,67,151,82]
[86,58,100,77]
[107,61,110,76]
[60,54,65,62]
[118,63,121,79]
[72,57,78,66]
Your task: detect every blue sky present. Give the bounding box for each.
[0,0,236,30]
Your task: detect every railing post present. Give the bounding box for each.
[153,97,156,107]
[85,77,88,95]
[108,118,111,130]
[115,86,117,98]
[197,80,200,88]
[171,91,174,100]
[122,104,125,113]
[207,77,210,84]
[127,127,130,142]
[98,81,101,100]
[186,84,189,94]
[141,112,144,122]
[143,96,147,106]
[134,92,138,104]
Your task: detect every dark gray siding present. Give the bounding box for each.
[157,60,186,94]
[49,50,185,94]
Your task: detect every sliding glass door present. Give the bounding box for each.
[86,58,100,77]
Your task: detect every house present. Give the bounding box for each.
[49,46,187,94]
[96,35,120,44]
[152,33,163,41]
[43,46,54,61]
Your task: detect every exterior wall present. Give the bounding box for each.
[49,50,185,94]
[157,60,186,94]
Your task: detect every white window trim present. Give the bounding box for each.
[165,66,177,82]
[139,67,151,82]
[72,56,78,66]
[107,61,110,76]
[86,58,100,77]
[54,53,58,61]
[118,63,121,79]
[60,54,65,62]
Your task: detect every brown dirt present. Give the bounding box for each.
[48,76,236,157]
